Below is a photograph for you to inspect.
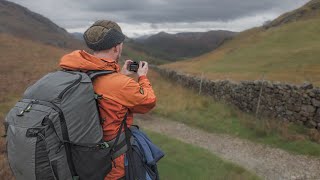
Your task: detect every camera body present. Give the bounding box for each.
[128,61,139,72]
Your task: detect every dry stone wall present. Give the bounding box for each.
[154,67,320,130]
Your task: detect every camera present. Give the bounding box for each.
[128,61,139,72]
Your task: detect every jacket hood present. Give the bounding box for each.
[59,50,120,72]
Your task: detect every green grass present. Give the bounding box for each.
[204,19,320,74]
[145,130,260,180]
[149,70,320,157]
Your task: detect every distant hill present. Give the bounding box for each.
[134,34,152,42]
[163,0,320,86]
[53,29,236,63]
[133,30,236,61]
[0,0,85,49]
[71,32,84,41]
[122,41,170,65]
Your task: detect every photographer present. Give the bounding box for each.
[59,20,161,180]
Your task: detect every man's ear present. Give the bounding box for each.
[113,44,121,53]
[111,46,116,53]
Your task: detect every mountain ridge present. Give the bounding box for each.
[0,0,85,49]
[264,0,320,29]
[133,30,237,61]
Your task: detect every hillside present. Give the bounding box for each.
[0,33,68,102]
[163,0,320,86]
[0,0,85,49]
[133,30,236,61]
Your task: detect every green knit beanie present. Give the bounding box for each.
[83,20,126,51]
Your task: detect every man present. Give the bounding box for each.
[59,20,157,180]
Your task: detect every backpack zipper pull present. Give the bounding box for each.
[17,100,37,116]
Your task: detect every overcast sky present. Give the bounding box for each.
[9,0,309,37]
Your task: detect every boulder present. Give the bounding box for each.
[314,108,320,122]
[301,105,316,113]
[305,120,317,128]
[312,98,320,107]
[300,82,313,90]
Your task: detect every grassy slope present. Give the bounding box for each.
[148,70,320,156]
[146,130,260,180]
[162,1,320,85]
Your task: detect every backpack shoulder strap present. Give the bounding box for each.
[86,70,115,80]
[87,70,115,124]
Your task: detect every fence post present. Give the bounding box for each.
[199,73,204,95]
[255,74,265,120]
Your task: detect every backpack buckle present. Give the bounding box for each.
[99,142,109,149]
[94,93,103,100]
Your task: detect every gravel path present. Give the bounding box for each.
[134,114,320,180]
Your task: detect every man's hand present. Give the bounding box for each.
[120,60,134,76]
[137,61,148,77]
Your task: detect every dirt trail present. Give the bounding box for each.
[134,114,320,180]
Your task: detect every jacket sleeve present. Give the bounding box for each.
[118,75,156,113]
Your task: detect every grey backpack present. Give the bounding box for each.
[4,70,122,180]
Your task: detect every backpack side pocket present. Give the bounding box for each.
[71,143,112,180]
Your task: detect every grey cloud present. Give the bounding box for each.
[151,23,159,29]
[8,0,309,29]
[72,0,307,23]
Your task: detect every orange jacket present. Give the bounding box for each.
[59,50,156,180]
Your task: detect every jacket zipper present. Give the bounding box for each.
[57,74,82,99]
